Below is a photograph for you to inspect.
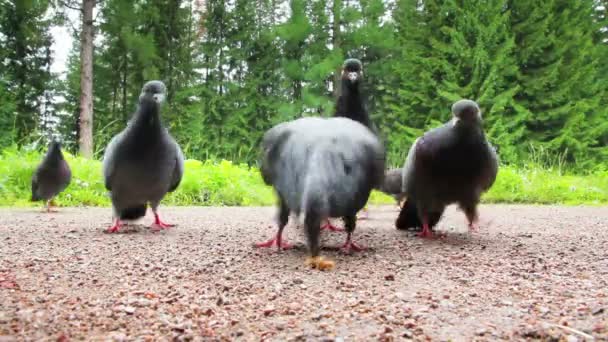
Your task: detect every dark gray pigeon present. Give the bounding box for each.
[378,168,406,207]
[323,58,376,229]
[256,117,385,270]
[334,58,375,132]
[31,140,72,212]
[102,80,184,233]
[395,99,498,238]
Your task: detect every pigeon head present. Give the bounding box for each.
[48,140,64,156]
[341,58,363,86]
[139,80,167,104]
[451,99,482,127]
[49,140,61,150]
[44,139,65,164]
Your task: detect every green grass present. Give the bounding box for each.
[0,148,606,207]
[484,165,608,205]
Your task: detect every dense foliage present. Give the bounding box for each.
[0,0,606,172]
[1,149,606,207]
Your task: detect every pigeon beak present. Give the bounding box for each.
[153,93,166,104]
[452,117,460,127]
[347,72,358,82]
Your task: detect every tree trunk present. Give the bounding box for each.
[332,0,342,99]
[78,0,95,158]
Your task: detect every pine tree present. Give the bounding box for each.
[276,0,313,116]
[509,0,606,169]
[592,0,608,159]
[348,0,395,143]
[386,0,518,164]
[0,76,17,149]
[0,0,54,144]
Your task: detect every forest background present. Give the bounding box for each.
[0,0,607,206]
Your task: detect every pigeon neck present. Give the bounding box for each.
[337,84,370,127]
[134,100,163,132]
[453,120,484,140]
[341,81,361,97]
[45,144,64,165]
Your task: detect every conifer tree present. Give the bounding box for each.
[387,0,518,163]
[509,0,606,168]
[0,0,54,143]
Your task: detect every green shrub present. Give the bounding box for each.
[0,148,606,207]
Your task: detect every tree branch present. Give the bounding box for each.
[58,0,82,12]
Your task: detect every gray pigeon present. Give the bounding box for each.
[395,99,498,238]
[256,117,385,270]
[102,80,184,233]
[31,140,72,212]
[378,168,406,207]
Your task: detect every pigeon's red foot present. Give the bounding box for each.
[417,229,446,239]
[254,236,293,250]
[106,219,122,233]
[417,228,434,238]
[341,239,366,254]
[151,222,173,231]
[468,222,480,232]
[417,221,445,239]
[321,220,344,232]
[152,213,175,230]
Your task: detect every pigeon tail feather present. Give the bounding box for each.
[395,199,443,230]
[119,204,148,220]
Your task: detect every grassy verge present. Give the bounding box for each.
[0,148,606,207]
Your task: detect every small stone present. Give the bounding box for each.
[263,306,275,317]
[384,274,395,281]
[123,306,136,315]
[475,328,487,336]
[566,335,578,342]
[403,320,416,329]
[171,323,186,333]
[109,332,127,342]
[134,299,151,307]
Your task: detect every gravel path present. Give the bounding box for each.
[0,205,607,341]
